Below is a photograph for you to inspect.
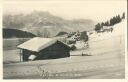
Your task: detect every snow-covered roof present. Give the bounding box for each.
[17,37,57,52]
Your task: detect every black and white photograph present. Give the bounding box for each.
[2,0,127,79]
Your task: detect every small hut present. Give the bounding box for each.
[17,37,70,61]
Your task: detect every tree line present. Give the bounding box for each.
[95,12,125,32]
[3,28,36,38]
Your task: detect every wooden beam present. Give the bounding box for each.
[19,49,23,62]
[20,49,21,62]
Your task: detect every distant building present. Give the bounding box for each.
[102,26,113,32]
[17,37,70,61]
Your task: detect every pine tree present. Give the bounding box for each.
[95,23,102,32]
[104,21,109,26]
[122,12,125,19]
[117,15,121,23]
[101,22,105,26]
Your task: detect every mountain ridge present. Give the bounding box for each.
[3,11,95,37]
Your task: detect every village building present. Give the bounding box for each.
[102,26,113,32]
[17,37,70,61]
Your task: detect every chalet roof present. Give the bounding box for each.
[17,37,57,52]
[18,37,70,52]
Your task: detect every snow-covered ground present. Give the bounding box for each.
[3,19,126,79]
[87,19,126,56]
[89,19,126,41]
[71,19,126,56]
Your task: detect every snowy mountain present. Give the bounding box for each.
[3,11,95,37]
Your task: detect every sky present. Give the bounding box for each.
[3,0,127,22]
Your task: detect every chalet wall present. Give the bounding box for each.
[36,41,70,60]
[21,41,70,61]
[22,49,37,61]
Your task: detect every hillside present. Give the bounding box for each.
[3,28,36,38]
[3,11,95,37]
[55,31,68,37]
[89,19,126,41]
[88,19,126,55]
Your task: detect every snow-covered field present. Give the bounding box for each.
[3,20,126,79]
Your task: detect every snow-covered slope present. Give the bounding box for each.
[89,19,126,42]
[112,19,126,36]
[88,19,126,55]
